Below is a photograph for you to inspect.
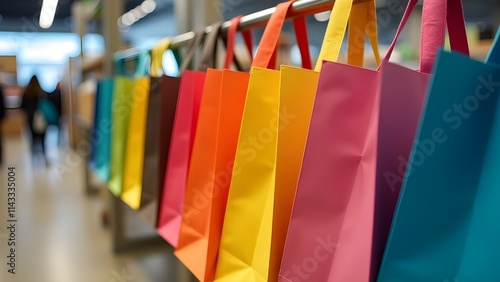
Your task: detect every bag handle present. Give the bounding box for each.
[224,15,254,69]
[486,28,500,64]
[446,0,469,56]
[150,39,170,77]
[150,39,183,77]
[420,0,469,72]
[314,0,379,71]
[293,16,312,70]
[114,57,127,76]
[179,28,207,74]
[199,21,224,72]
[384,0,469,74]
[251,0,312,70]
[347,0,380,67]
[134,50,150,77]
[114,49,150,77]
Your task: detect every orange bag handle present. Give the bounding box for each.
[224,15,254,69]
[251,0,311,70]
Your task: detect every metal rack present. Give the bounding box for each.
[115,0,367,61]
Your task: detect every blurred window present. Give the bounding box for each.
[0,32,105,91]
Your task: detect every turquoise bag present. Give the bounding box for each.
[378,30,500,281]
[92,79,114,182]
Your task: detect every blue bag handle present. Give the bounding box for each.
[486,28,500,65]
[114,49,150,77]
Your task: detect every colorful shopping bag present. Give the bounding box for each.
[157,25,223,248]
[121,49,152,210]
[376,25,500,282]
[214,1,313,281]
[92,79,114,182]
[280,0,469,281]
[108,53,146,197]
[488,28,500,64]
[137,39,183,226]
[269,1,379,280]
[173,17,253,282]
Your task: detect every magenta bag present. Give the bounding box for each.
[279,0,469,281]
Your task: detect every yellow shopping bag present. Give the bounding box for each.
[121,50,151,210]
[215,1,311,281]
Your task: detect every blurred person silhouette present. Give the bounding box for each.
[21,75,49,166]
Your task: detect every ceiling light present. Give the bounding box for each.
[141,0,156,14]
[132,8,145,19]
[119,0,156,29]
[118,16,129,27]
[314,11,330,22]
[39,0,59,29]
[124,12,137,23]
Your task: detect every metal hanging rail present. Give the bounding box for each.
[115,0,366,60]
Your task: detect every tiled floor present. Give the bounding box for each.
[0,130,196,282]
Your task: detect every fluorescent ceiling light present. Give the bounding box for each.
[119,0,156,29]
[132,7,145,19]
[39,0,59,29]
[141,0,156,13]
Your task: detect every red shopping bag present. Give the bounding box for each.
[156,28,211,246]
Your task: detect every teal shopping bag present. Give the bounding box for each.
[378,37,500,280]
[93,79,114,182]
[487,28,500,65]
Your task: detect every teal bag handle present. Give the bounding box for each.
[114,55,127,76]
[172,48,183,74]
[486,28,500,65]
[113,49,150,77]
[134,49,150,77]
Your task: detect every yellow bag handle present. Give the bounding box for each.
[150,38,171,77]
[315,0,380,71]
[347,0,380,66]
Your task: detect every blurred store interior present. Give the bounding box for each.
[0,0,499,281]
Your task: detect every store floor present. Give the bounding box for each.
[0,130,196,282]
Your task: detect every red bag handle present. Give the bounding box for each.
[251,0,312,70]
[224,15,254,69]
[383,0,469,74]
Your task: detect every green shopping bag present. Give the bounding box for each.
[108,51,149,197]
